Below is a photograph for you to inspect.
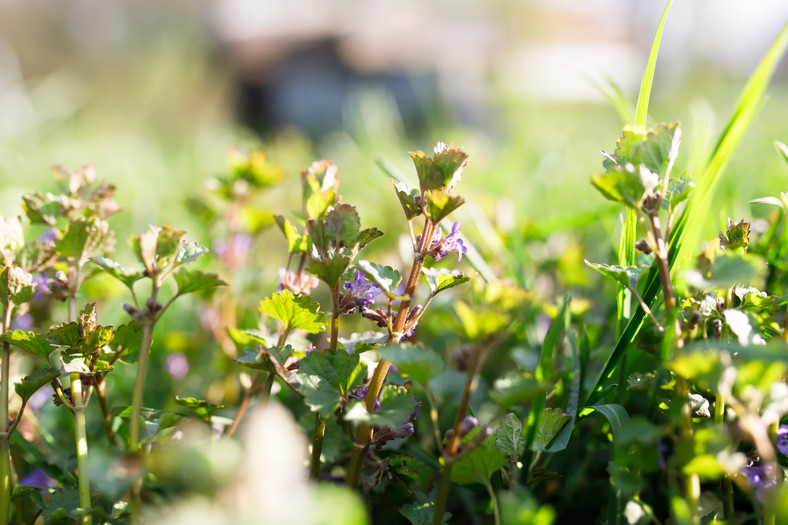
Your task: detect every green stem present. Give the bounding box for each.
[95,377,120,447]
[129,318,155,452]
[432,463,453,525]
[310,415,326,480]
[714,392,734,519]
[483,480,501,525]
[0,337,10,525]
[71,374,92,525]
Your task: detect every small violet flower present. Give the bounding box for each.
[349,386,380,413]
[419,222,468,262]
[339,270,381,314]
[777,424,788,456]
[213,233,253,268]
[743,464,778,503]
[165,353,190,379]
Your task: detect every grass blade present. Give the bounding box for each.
[634,0,674,126]
[677,22,788,267]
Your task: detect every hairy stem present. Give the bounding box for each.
[432,464,453,525]
[71,374,92,525]
[310,415,326,480]
[95,377,120,447]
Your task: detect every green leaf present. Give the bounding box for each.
[274,215,310,254]
[49,349,90,374]
[665,172,693,208]
[155,224,186,262]
[775,140,788,164]
[297,351,366,417]
[450,439,506,486]
[0,215,24,257]
[233,346,294,377]
[587,403,629,442]
[174,396,225,424]
[533,408,570,451]
[306,254,351,287]
[45,322,82,348]
[377,343,444,387]
[21,192,64,226]
[323,204,360,247]
[226,327,268,350]
[174,240,209,265]
[491,373,548,407]
[54,218,115,265]
[301,160,339,220]
[400,500,450,525]
[421,267,471,294]
[719,218,750,252]
[591,162,659,209]
[584,260,646,289]
[15,367,60,401]
[356,260,402,296]
[240,207,275,234]
[418,143,468,193]
[685,252,765,289]
[424,190,465,224]
[90,256,144,288]
[258,289,326,334]
[495,413,525,458]
[344,385,416,429]
[0,266,37,307]
[0,331,54,360]
[227,147,283,189]
[174,269,227,296]
[107,321,144,363]
[612,122,681,175]
[356,228,384,250]
[389,178,422,220]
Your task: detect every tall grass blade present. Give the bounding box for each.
[677,23,788,267]
[634,0,674,127]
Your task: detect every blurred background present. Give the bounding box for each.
[0,0,786,284]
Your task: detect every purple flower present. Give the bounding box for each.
[420,222,468,262]
[743,464,778,503]
[339,270,381,314]
[165,353,190,379]
[213,233,253,268]
[777,424,788,456]
[349,386,380,413]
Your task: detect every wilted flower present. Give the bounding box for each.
[213,233,253,268]
[278,268,319,296]
[339,270,381,314]
[419,222,468,262]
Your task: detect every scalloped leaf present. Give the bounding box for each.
[297,350,366,417]
[174,270,227,296]
[377,343,444,386]
[591,163,659,210]
[108,321,144,363]
[90,256,144,288]
[55,218,115,265]
[357,260,401,296]
[233,345,294,378]
[344,385,416,429]
[421,267,471,294]
[15,367,59,401]
[174,396,225,424]
[0,331,54,360]
[323,204,360,248]
[258,289,325,334]
[174,240,209,265]
[274,215,310,254]
[389,178,422,220]
[424,190,465,224]
[450,438,507,486]
[356,228,384,250]
[0,266,37,307]
[584,260,646,289]
[495,413,525,458]
[306,255,352,287]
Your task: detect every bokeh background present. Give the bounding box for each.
[0,0,786,297]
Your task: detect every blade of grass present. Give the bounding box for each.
[546,329,581,452]
[634,0,674,126]
[676,22,788,268]
[524,296,571,453]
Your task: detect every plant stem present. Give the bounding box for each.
[71,374,92,525]
[483,480,501,525]
[310,415,326,480]
[95,377,120,447]
[128,318,155,452]
[432,463,453,525]
[0,338,11,525]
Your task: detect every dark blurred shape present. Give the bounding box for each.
[232,37,434,137]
